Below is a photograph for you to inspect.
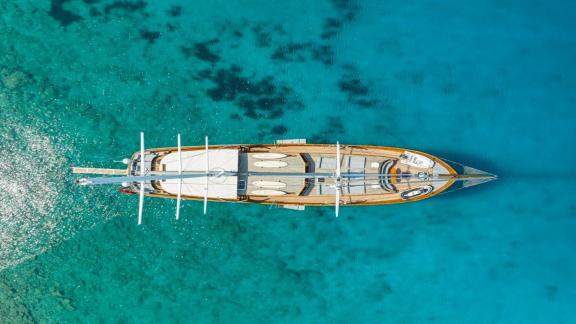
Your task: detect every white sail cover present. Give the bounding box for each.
[160,149,238,198]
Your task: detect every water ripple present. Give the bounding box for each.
[0,121,66,271]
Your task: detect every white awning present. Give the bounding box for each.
[161,149,238,172]
[160,149,238,199]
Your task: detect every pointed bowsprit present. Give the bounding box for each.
[459,165,498,188]
[439,158,497,194]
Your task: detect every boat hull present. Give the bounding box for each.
[123,144,466,207]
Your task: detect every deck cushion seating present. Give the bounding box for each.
[319,183,336,195]
[348,156,366,170]
[319,157,337,169]
[346,181,366,194]
[379,160,397,192]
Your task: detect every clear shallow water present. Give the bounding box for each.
[1,0,575,322]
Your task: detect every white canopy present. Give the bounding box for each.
[160,149,238,199]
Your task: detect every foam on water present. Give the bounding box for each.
[0,87,117,272]
[0,119,65,270]
[0,113,132,274]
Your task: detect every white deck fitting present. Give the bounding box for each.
[160,148,239,199]
[282,205,305,211]
[138,132,145,225]
[176,134,182,220]
[252,153,288,159]
[400,151,435,168]
[254,160,288,168]
[275,138,306,144]
[251,189,287,196]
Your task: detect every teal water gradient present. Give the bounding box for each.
[1,0,575,322]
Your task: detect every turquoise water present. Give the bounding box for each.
[1,0,575,322]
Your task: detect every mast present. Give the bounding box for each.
[176,133,182,220]
[335,141,341,217]
[138,132,145,225]
[75,171,496,185]
[203,136,209,215]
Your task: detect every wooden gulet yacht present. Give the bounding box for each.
[73,133,497,224]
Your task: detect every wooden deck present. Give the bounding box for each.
[134,143,458,207]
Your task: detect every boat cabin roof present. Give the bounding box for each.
[160,149,239,199]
